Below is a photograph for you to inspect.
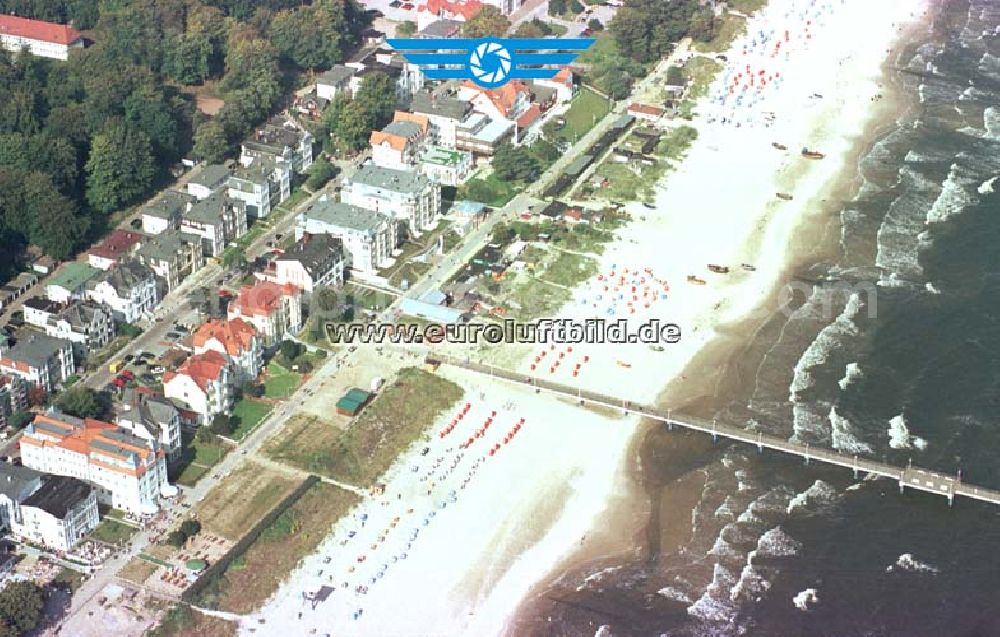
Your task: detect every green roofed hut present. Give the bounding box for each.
[336,388,372,416]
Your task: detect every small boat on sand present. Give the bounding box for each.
[707,264,730,274]
[776,192,793,201]
[801,147,825,159]
[741,263,757,271]
[772,142,788,150]
[687,275,707,285]
[616,360,632,369]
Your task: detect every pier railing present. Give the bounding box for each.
[434,355,1000,507]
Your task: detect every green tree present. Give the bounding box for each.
[279,339,304,362]
[166,530,187,547]
[195,426,217,444]
[193,120,229,164]
[463,6,511,38]
[56,386,108,419]
[0,581,44,635]
[396,21,417,36]
[269,0,361,70]
[549,0,567,16]
[492,143,540,182]
[210,413,236,436]
[165,31,213,85]
[333,72,397,151]
[180,519,202,537]
[85,121,157,214]
[305,156,337,191]
[588,18,604,32]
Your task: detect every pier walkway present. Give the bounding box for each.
[434,355,1000,507]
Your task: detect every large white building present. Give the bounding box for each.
[228,282,303,348]
[85,259,159,324]
[20,411,170,516]
[117,390,183,462]
[162,350,234,425]
[342,164,440,239]
[192,318,262,384]
[297,198,397,275]
[0,15,85,61]
[0,464,99,553]
[0,332,75,393]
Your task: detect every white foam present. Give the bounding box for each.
[926,164,976,224]
[658,586,693,604]
[887,414,928,450]
[787,480,839,514]
[793,588,820,610]
[978,175,999,194]
[838,362,863,390]
[925,282,941,294]
[887,553,939,574]
[829,406,874,454]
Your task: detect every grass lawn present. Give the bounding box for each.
[264,368,463,486]
[193,482,360,614]
[694,12,749,53]
[727,0,767,13]
[264,361,302,399]
[550,87,613,144]
[119,556,159,584]
[88,518,137,546]
[195,462,300,541]
[173,434,231,488]
[457,172,519,207]
[148,604,236,637]
[540,250,599,288]
[52,567,86,592]
[230,399,272,440]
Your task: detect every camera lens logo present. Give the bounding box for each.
[387,37,594,90]
[469,40,512,88]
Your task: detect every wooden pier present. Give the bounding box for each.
[435,355,1000,507]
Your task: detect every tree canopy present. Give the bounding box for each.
[462,6,511,38]
[0,581,45,635]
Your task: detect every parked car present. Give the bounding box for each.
[111,378,126,389]
[151,366,165,374]
[166,331,180,339]
[120,370,135,381]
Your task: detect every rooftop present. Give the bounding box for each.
[48,262,100,292]
[21,475,92,519]
[190,164,232,192]
[277,234,345,280]
[89,259,154,296]
[417,19,464,38]
[0,15,83,46]
[0,463,44,502]
[143,191,196,221]
[349,163,432,195]
[231,281,300,318]
[26,410,158,470]
[184,191,242,225]
[164,350,228,391]
[409,91,470,122]
[0,332,70,368]
[421,145,468,167]
[136,230,199,261]
[303,199,391,233]
[317,65,356,86]
[192,318,257,357]
[89,230,144,261]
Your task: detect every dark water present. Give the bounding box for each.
[514,1,1000,635]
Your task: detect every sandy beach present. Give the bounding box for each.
[247,1,927,634]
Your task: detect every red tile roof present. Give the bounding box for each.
[89,230,144,261]
[515,103,541,129]
[25,412,159,475]
[167,350,228,391]
[231,281,299,318]
[628,103,665,116]
[463,80,530,119]
[420,0,482,20]
[0,15,82,46]
[192,318,257,357]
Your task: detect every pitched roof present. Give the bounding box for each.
[164,350,228,392]
[420,0,482,20]
[463,80,529,119]
[0,463,44,501]
[349,163,432,194]
[516,103,542,129]
[0,15,83,46]
[317,65,356,86]
[303,199,391,234]
[21,475,92,518]
[230,281,300,318]
[409,91,470,121]
[48,262,100,292]
[392,111,429,134]
[0,332,70,369]
[193,318,257,357]
[276,234,344,280]
[627,103,664,116]
[88,230,144,261]
[370,131,411,152]
[91,259,154,296]
[24,410,159,475]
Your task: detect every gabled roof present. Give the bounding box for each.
[25,410,159,472]
[47,262,100,292]
[193,318,257,357]
[516,103,542,129]
[318,65,356,86]
[0,332,70,369]
[463,80,530,119]
[164,350,228,392]
[420,0,482,20]
[0,15,82,46]
[90,259,154,296]
[22,475,92,519]
[89,230,144,261]
[276,234,344,280]
[230,281,300,318]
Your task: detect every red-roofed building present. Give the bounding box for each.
[0,15,84,61]
[460,80,533,124]
[192,318,262,383]
[19,409,170,514]
[87,230,144,271]
[628,103,665,122]
[227,281,303,348]
[163,350,233,424]
[417,0,482,27]
[535,67,576,103]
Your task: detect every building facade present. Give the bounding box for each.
[0,15,84,61]
[162,350,233,425]
[341,164,440,238]
[0,333,75,393]
[227,282,303,348]
[297,198,397,275]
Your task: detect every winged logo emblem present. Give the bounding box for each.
[387,37,595,89]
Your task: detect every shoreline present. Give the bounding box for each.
[504,1,932,634]
[245,1,931,634]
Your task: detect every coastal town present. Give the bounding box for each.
[0,0,938,635]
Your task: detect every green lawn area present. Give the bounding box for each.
[727,0,767,13]
[539,250,599,288]
[89,518,137,545]
[230,399,272,440]
[264,361,302,399]
[694,12,749,53]
[457,172,519,207]
[549,87,613,143]
[173,434,231,487]
[264,368,463,486]
[683,57,723,99]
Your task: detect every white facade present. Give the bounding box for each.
[163,352,234,425]
[228,283,303,348]
[85,263,159,325]
[0,17,85,61]
[419,146,473,186]
[11,480,99,552]
[341,164,441,238]
[297,200,397,275]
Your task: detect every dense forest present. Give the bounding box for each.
[0,0,370,280]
